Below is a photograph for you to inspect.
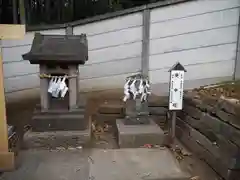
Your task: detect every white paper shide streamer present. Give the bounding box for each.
[123,74,151,102]
[48,76,68,98]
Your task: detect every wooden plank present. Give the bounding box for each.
[0,25,25,171]
[0,25,25,39]
[177,118,238,166]
[176,125,229,179]
[0,152,15,171]
[201,113,240,147]
[179,111,240,147]
[0,47,8,152]
[183,105,203,119]
[215,109,240,130]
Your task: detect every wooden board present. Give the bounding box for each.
[0,24,25,171]
[0,152,15,171]
[0,24,25,39]
[0,47,8,152]
[176,125,229,179]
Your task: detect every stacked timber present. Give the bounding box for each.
[177,84,240,179]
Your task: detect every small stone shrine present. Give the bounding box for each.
[22,33,90,148]
[116,73,164,148]
[123,74,150,124]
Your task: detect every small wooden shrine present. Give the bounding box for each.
[22,33,89,133]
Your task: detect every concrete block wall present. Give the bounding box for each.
[1,0,240,103]
[149,0,240,95]
[73,12,143,91]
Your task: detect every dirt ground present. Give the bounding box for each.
[5,89,222,180]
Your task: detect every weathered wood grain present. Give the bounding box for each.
[177,118,238,167]
[184,93,215,112]
[215,109,240,130]
[218,99,240,118]
[176,125,229,179]
[149,107,168,116]
[201,114,240,147]
[183,105,203,119]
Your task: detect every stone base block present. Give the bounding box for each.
[116,119,164,148]
[123,116,150,125]
[23,128,90,150]
[89,148,190,180]
[32,108,87,132]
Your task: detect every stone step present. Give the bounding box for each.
[90,148,191,180]
[34,105,85,115]
[23,129,90,150]
[93,113,124,124]
[151,115,167,129]
[116,119,165,148]
[1,149,190,180]
[32,113,87,132]
[98,104,124,114]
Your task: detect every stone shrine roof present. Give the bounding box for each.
[22,33,88,65]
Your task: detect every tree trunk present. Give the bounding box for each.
[12,0,18,23]
[18,0,26,24]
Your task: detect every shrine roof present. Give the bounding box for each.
[22,33,88,65]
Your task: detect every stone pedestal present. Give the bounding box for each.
[117,119,164,148]
[33,64,88,132]
[23,129,90,149]
[25,104,90,149]
[31,106,87,132]
[125,99,150,125]
[117,88,164,148]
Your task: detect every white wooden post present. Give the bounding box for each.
[168,62,186,139]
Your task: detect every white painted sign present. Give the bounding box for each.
[169,70,184,110]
